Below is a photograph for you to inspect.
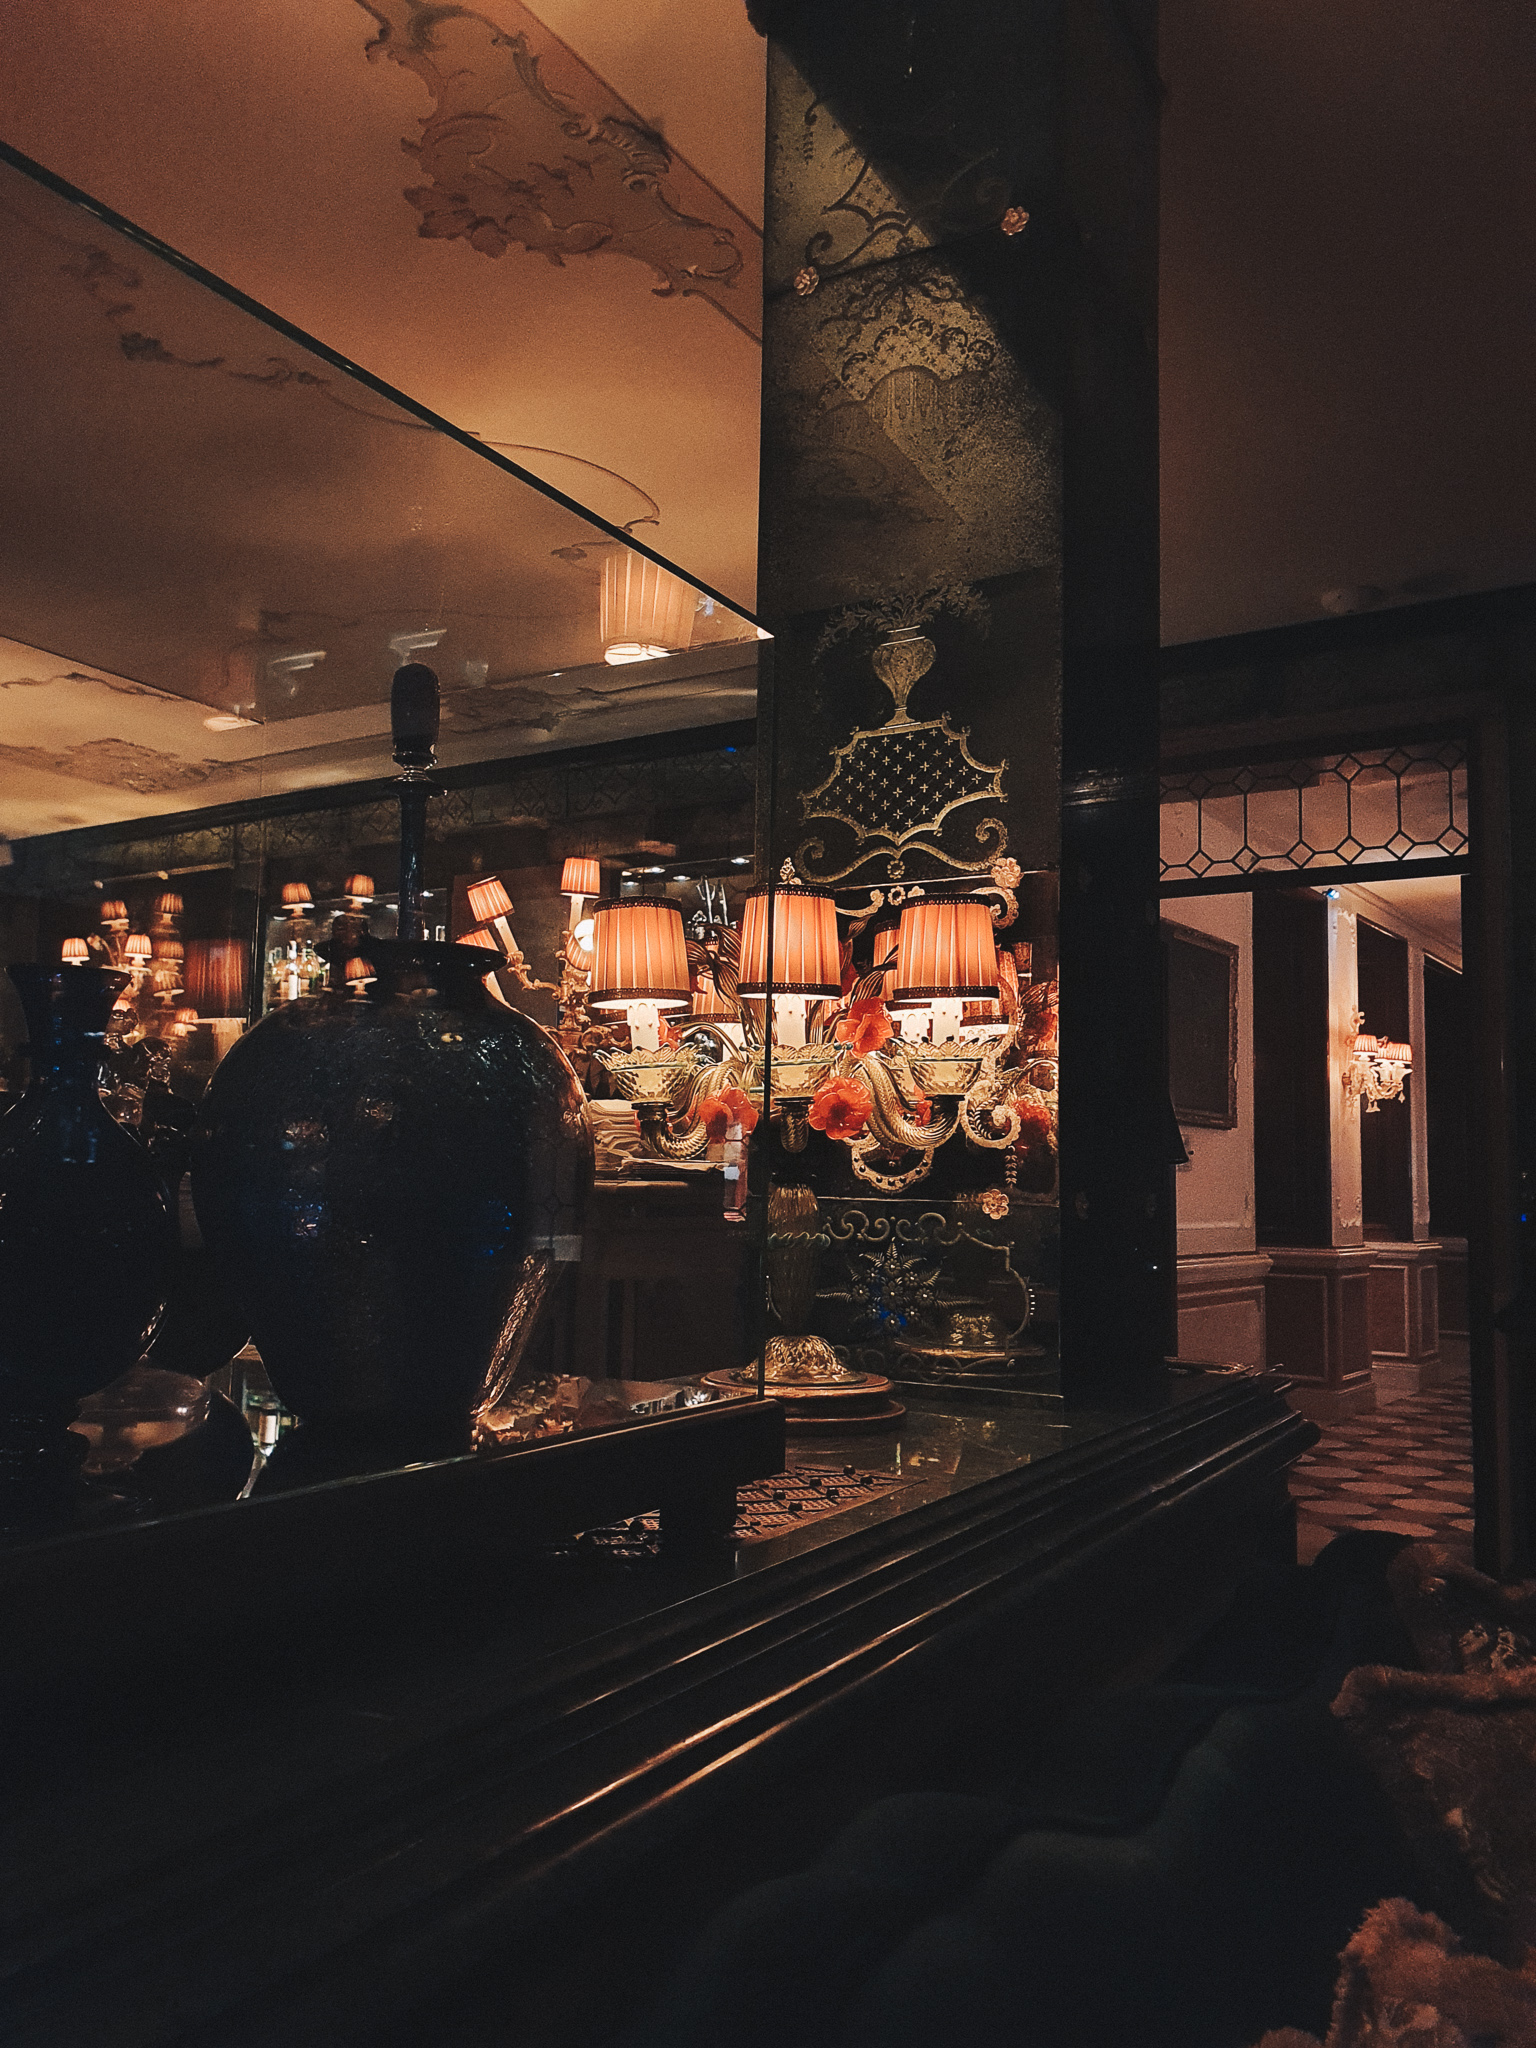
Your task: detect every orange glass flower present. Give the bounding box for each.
[834,997,893,1058]
[1014,1099,1056,1152]
[808,1075,873,1142]
[699,1084,760,1142]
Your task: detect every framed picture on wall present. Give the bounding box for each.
[1162,919,1238,1129]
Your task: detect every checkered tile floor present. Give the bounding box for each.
[1291,1375,1474,1564]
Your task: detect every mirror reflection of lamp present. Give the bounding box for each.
[737,885,840,1047]
[890,900,999,1044]
[560,856,601,929]
[1344,1012,1413,1112]
[691,967,745,1048]
[466,875,519,959]
[587,897,690,1049]
[600,549,697,666]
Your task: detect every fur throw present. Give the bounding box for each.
[1254,1897,1536,2047]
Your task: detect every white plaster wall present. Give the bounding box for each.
[1168,892,1255,1257]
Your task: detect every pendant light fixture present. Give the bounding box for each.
[600,548,697,666]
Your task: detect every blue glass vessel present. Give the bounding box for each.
[190,940,591,1435]
[0,965,177,1510]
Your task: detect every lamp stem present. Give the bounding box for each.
[391,663,439,942]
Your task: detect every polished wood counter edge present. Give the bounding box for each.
[0,1374,1311,2048]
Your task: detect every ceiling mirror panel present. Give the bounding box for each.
[0,150,762,843]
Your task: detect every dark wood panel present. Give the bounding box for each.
[1357,919,1413,1242]
[1424,954,1470,1238]
[1253,892,1330,1246]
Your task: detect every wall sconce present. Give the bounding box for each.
[1343,1011,1412,1113]
[889,900,999,1045]
[737,884,841,1048]
[588,896,691,1050]
[60,938,89,966]
[560,857,601,924]
[466,875,519,958]
[600,549,696,666]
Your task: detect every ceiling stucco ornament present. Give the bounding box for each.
[0,738,228,796]
[360,0,763,340]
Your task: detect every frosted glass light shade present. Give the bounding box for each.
[589,897,690,1009]
[737,886,840,998]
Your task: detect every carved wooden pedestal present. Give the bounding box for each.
[1264,1246,1379,1419]
[1367,1240,1443,1401]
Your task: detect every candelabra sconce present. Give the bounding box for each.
[1343,1011,1412,1113]
[589,897,729,1161]
[465,874,559,1004]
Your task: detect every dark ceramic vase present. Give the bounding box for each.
[190,941,591,1436]
[0,965,178,1509]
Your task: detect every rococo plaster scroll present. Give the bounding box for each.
[359,0,764,339]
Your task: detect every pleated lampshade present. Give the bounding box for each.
[459,926,499,952]
[691,970,736,1019]
[60,937,89,965]
[560,856,601,898]
[588,897,690,1010]
[737,886,840,998]
[153,891,183,922]
[343,873,375,902]
[124,934,152,964]
[99,900,128,927]
[890,900,999,1007]
[280,882,313,910]
[600,550,696,666]
[184,937,247,1016]
[466,876,513,925]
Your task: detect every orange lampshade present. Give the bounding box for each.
[691,971,736,1019]
[343,873,375,901]
[467,876,514,925]
[184,938,247,1016]
[99,900,128,925]
[600,549,697,665]
[153,891,183,921]
[588,897,690,1009]
[60,937,89,964]
[459,927,499,952]
[891,900,999,1006]
[173,1006,199,1032]
[343,957,375,984]
[737,886,840,998]
[561,856,601,898]
[124,934,152,963]
[280,882,313,909]
[152,936,184,961]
